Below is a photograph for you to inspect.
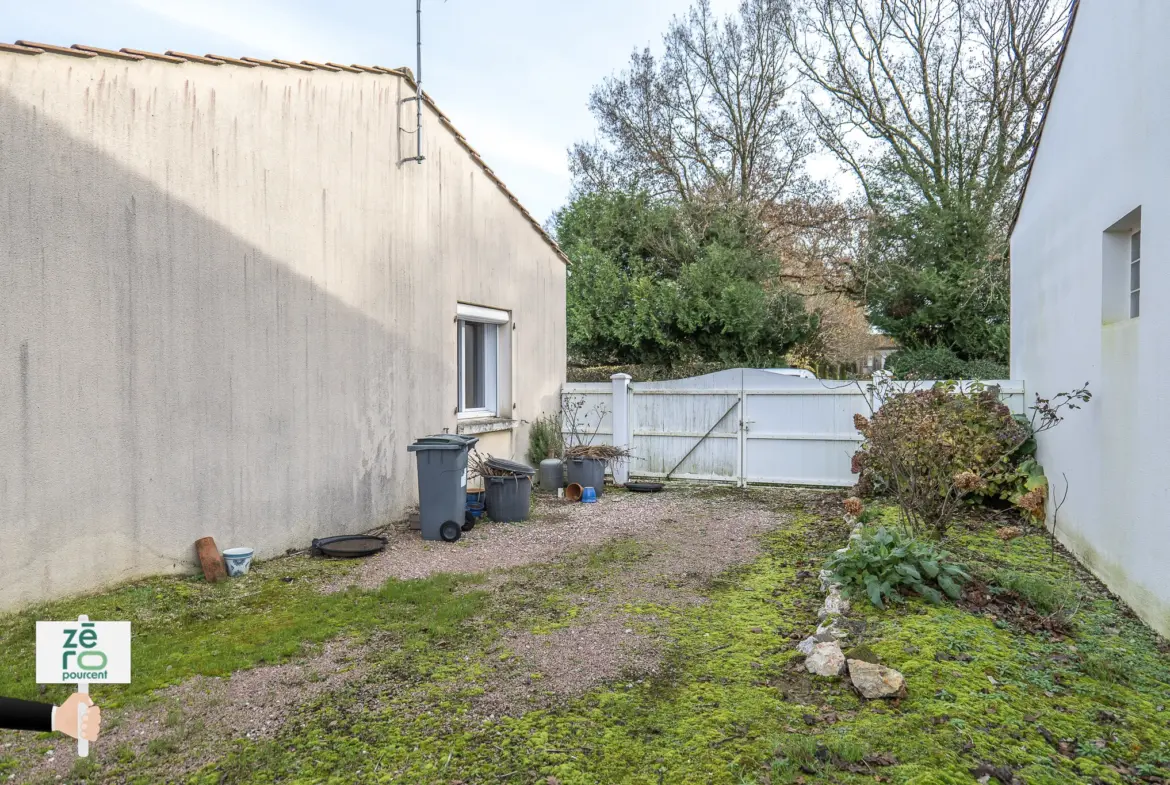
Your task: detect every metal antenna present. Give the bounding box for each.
[402,0,426,164]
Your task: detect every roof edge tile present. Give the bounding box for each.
[0,42,43,55]
[273,58,314,71]
[166,51,222,65]
[242,56,287,69]
[206,54,257,67]
[301,59,340,72]
[121,47,185,63]
[16,40,93,57]
[72,44,142,61]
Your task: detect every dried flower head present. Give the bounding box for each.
[843,497,864,517]
[1016,488,1047,519]
[953,471,986,493]
[853,413,870,432]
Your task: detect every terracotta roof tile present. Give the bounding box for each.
[0,39,570,265]
[273,58,314,71]
[16,40,93,57]
[241,56,287,69]
[206,54,257,67]
[166,51,221,65]
[72,44,142,61]
[121,47,185,63]
[0,42,43,55]
[300,60,340,72]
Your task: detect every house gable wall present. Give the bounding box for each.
[0,52,566,607]
[1011,0,1170,636]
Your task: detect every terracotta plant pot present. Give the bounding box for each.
[565,483,584,502]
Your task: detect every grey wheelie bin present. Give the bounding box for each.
[407,433,479,542]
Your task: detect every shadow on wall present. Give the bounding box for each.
[0,87,419,608]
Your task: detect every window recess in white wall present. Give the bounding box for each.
[457,304,510,418]
[1130,230,1141,318]
[1102,207,1141,324]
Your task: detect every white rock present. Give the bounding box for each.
[805,641,846,676]
[818,592,851,620]
[796,636,819,656]
[815,618,847,640]
[847,659,906,699]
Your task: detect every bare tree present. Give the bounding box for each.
[783,0,1070,221]
[572,0,813,206]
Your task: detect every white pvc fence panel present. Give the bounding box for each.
[562,370,1026,488]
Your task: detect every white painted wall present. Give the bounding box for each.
[1011,0,1170,636]
[0,50,566,608]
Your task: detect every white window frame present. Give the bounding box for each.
[457,304,509,419]
[1130,230,1141,319]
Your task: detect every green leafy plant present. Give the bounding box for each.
[526,413,565,466]
[981,457,1050,521]
[826,527,970,609]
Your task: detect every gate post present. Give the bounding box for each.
[611,373,632,485]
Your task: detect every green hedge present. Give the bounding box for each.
[885,347,1008,381]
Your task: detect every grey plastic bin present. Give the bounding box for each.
[485,474,533,522]
[407,433,479,541]
[566,457,606,497]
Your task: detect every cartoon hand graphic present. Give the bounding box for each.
[53,693,101,742]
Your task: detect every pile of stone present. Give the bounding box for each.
[795,502,906,700]
[803,640,906,699]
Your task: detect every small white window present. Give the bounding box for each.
[457,304,509,418]
[1130,230,1141,318]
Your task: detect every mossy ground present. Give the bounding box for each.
[2,491,1168,784]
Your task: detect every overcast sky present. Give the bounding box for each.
[0,0,747,222]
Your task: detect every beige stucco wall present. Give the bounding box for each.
[0,51,566,609]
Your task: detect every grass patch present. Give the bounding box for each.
[988,568,1077,616]
[146,737,178,757]
[68,756,100,781]
[0,551,488,710]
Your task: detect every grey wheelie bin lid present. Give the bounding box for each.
[408,434,479,452]
[484,457,535,476]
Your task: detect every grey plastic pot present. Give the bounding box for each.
[485,475,533,522]
[565,457,605,498]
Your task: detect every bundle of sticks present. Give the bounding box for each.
[468,451,511,478]
[564,444,632,462]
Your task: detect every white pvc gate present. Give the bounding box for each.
[563,369,1026,488]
